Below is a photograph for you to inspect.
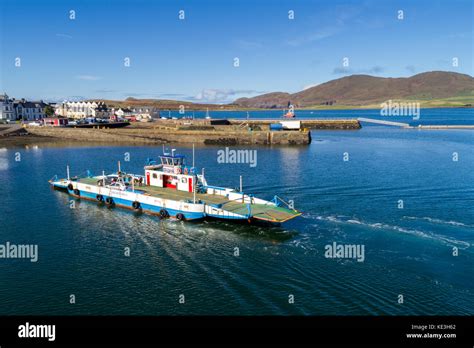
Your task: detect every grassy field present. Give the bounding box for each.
[303,96,474,110]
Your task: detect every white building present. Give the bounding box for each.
[113,106,158,120]
[0,94,15,121]
[13,99,48,121]
[131,106,159,118]
[114,107,133,117]
[55,101,110,119]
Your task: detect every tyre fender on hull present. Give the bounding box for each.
[67,183,73,191]
[96,194,104,202]
[176,213,186,221]
[73,189,80,196]
[105,197,114,206]
[132,201,141,210]
[159,209,169,219]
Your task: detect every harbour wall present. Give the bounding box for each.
[152,118,361,130]
[26,125,312,145]
[227,119,362,130]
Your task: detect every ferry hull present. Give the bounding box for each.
[50,161,301,224]
[52,182,206,221]
[69,188,205,220]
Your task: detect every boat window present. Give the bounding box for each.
[181,178,187,183]
[152,173,157,179]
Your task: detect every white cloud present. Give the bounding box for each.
[303,83,320,90]
[56,33,73,39]
[285,5,363,47]
[76,75,102,81]
[193,89,263,103]
[234,39,263,50]
[286,26,340,46]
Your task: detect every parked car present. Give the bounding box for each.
[28,121,42,126]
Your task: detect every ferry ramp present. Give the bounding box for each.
[357,118,410,127]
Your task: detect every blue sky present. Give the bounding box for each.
[1,0,472,103]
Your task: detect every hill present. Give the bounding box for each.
[234,71,474,108]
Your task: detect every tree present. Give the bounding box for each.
[44,105,54,117]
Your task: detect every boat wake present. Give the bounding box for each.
[305,213,471,249]
[403,216,474,228]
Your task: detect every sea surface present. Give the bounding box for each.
[0,108,473,315]
[174,107,474,126]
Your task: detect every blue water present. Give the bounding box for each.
[178,107,474,126]
[0,108,473,315]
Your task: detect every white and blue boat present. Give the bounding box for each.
[50,149,301,224]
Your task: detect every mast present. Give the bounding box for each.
[66,165,70,180]
[193,144,196,203]
[240,175,243,203]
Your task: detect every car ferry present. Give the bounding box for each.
[49,149,301,224]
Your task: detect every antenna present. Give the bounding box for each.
[118,161,121,173]
[171,149,176,157]
[66,165,70,180]
[192,144,195,168]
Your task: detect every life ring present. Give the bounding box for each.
[159,209,169,219]
[174,167,182,174]
[184,167,188,175]
[176,213,186,221]
[96,194,104,202]
[67,183,73,190]
[73,189,80,196]
[105,197,114,205]
[132,201,141,210]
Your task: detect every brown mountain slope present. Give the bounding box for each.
[234,71,474,108]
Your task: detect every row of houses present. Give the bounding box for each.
[0,94,160,121]
[54,101,159,120]
[0,94,50,121]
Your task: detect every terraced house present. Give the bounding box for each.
[0,93,15,121]
[55,101,110,119]
[13,99,48,121]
